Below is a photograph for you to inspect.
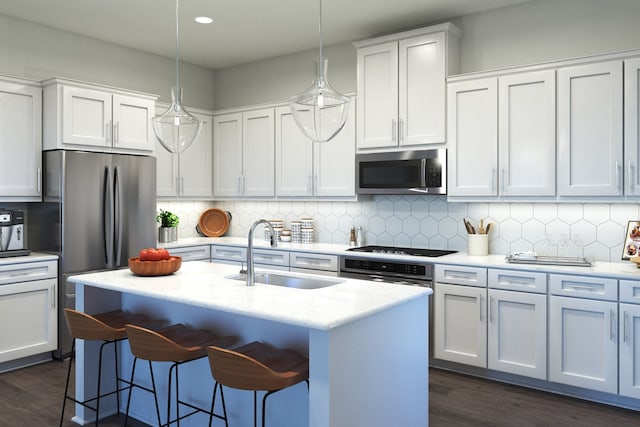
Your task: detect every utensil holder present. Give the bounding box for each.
[468,234,488,256]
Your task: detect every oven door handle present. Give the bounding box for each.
[420,159,427,189]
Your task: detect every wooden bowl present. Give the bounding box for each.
[198,208,230,237]
[630,256,640,268]
[128,256,182,276]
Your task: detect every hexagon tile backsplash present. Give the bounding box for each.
[157,196,640,263]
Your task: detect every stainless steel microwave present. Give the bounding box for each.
[356,149,447,195]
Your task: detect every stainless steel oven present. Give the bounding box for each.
[339,246,457,359]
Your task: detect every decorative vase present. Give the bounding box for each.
[158,226,171,243]
[170,226,178,242]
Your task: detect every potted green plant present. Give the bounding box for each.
[157,209,180,242]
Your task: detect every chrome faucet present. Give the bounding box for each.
[246,219,277,286]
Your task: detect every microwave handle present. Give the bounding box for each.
[420,159,427,188]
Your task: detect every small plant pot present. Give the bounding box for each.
[158,226,172,243]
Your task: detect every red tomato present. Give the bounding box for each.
[158,248,170,260]
[146,248,161,261]
[139,248,149,261]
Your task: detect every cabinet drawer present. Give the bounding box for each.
[252,249,289,267]
[211,245,247,263]
[549,274,617,301]
[167,245,211,262]
[620,280,640,304]
[290,252,338,272]
[0,260,57,285]
[488,269,547,294]
[435,264,487,287]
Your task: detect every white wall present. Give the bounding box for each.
[213,0,640,109]
[0,13,216,110]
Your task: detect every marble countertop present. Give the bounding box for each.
[0,252,58,265]
[68,261,430,331]
[160,236,640,281]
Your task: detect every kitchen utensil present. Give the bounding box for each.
[485,222,493,234]
[198,209,230,237]
[463,218,475,234]
[478,219,486,234]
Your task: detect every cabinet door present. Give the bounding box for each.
[447,78,498,196]
[488,289,547,379]
[314,100,356,197]
[356,42,398,149]
[499,71,556,196]
[275,106,313,196]
[549,296,617,393]
[243,108,275,197]
[180,112,213,197]
[62,85,112,148]
[213,113,243,197]
[155,106,180,197]
[624,58,640,195]
[620,303,640,398]
[557,61,623,196]
[398,32,445,146]
[112,94,154,152]
[0,80,42,200]
[434,283,487,367]
[0,279,57,363]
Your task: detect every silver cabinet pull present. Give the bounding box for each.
[624,310,629,343]
[399,119,404,144]
[628,161,634,191]
[490,296,495,323]
[391,119,397,143]
[479,295,485,322]
[616,161,622,191]
[610,309,616,341]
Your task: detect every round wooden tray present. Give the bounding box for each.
[198,208,230,237]
[128,256,182,276]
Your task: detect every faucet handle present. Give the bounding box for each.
[239,262,247,275]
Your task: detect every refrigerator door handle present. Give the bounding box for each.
[114,165,123,265]
[103,166,114,268]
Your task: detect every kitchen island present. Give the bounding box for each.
[68,261,430,427]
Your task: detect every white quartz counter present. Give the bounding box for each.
[68,261,430,331]
[0,252,57,265]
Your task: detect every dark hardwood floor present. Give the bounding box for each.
[1,359,639,426]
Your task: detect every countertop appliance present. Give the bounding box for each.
[28,150,156,358]
[339,245,457,358]
[0,209,29,257]
[356,149,447,195]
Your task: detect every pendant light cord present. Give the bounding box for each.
[318,0,323,59]
[175,0,180,93]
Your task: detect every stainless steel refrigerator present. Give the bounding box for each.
[28,150,156,358]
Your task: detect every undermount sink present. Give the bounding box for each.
[226,272,344,290]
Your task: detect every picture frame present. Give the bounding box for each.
[622,220,640,260]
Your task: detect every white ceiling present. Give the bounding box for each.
[0,0,534,70]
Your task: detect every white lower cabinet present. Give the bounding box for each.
[434,265,487,367]
[166,245,211,262]
[619,280,640,399]
[549,274,618,394]
[0,259,57,365]
[488,289,546,379]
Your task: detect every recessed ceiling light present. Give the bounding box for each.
[195,16,213,24]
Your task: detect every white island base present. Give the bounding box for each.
[70,262,430,427]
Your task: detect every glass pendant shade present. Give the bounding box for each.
[289,57,350,142]
[153,87,202,154]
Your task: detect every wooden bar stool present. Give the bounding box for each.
[206,341,309,427]
[60,308,164,427]
[124,323,236,427]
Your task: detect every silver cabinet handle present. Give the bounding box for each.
[501,168,505,193]
[492,169,497,193]
[624,310,629,343]
[106,122,112,143]
[629,161,635,192]
[616,161,622,191]
[180,176,184,194]
[490,296,495,323]
[37,167,41,193]
[610,309,616,341]
[114,122,119,144]
[479,295,485,322]
[399,119,404,144]
[392,119,397,143]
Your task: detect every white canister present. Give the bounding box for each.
[467,234,489,256]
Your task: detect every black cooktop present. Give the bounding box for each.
[346,245,457,257]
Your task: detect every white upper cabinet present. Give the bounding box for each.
[275,100,356,198]
[448,70,556,198]
[498,70,556,196]
[355,23,460,151]
[447,78,498,196]
[0,76,42,201]
[624,58,640,196]
[213,108,275,198]
[156,108,212,198]
[557,61,623,196]
[42,78,156,154]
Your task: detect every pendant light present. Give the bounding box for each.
[153,0,202,154]
[289,0,350,143]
